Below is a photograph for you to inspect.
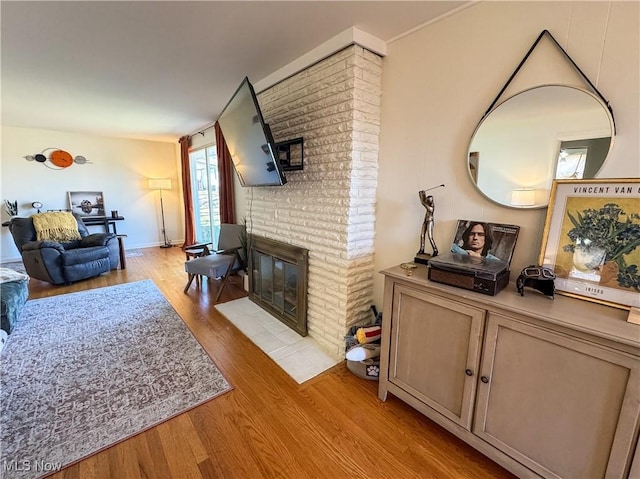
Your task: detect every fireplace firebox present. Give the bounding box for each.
[248,235,308,336]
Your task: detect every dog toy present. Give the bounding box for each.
[356,325,381,344]
[346,344,381,361]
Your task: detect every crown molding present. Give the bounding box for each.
[254,27,386,93]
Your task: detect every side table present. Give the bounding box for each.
[83,216,125,234]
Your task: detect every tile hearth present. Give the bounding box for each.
[215,298,340,383]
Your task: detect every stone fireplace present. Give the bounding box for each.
[248,235,309,336]
[240,45,382,357]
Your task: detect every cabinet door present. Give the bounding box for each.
[389,285,485,429]
[474,314,640,479]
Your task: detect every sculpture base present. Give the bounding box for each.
[414,253,432,265]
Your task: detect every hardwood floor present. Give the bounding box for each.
[25,247,516,479]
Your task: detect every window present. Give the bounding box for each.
[555,147,588,180]
[189,145,220,245]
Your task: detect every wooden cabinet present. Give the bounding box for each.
[379,265,640,479]
[475,314,640,478]
[387,284,484,429]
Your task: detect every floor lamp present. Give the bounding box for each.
[148,178,172,248]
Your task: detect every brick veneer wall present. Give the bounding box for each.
[245,45,382,357]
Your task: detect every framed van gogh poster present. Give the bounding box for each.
[538,179,640,310]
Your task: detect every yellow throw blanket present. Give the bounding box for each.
[32,212,82,242]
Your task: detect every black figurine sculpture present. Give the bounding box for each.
[415,184,444,265]
[418,192,438,256]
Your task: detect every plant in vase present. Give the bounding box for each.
[238,218,249,291]
[4,200,17,217]
[238,217,248,272]
[562,203,640,291]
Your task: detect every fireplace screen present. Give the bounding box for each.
[249,236,308,336]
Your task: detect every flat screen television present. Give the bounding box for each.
[217,77,286,187]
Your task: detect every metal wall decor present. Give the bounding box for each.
[25,148,90,169]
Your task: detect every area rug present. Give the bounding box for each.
[0,280,231,479]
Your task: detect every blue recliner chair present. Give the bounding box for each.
[8,213,119,285]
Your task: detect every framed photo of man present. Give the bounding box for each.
[451,220,520,265]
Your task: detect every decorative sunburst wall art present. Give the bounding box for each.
[25,148,90,169]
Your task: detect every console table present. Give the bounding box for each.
[379,264,639,479]
[83,216,125,234]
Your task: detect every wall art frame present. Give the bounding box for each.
[68,191,106,219]
[538,178,640,310]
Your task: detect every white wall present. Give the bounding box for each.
[373,1,639,308]
[0,126,181,261]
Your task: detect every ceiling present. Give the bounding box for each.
[1,1,471,143]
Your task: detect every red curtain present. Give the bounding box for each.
[179,135,196,247]
[215,121,235,224]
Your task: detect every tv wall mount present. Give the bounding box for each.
[275,137,304,171]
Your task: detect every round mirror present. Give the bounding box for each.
[468,85,614,208]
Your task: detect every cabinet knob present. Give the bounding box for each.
[480,376,490,383]
[465,369,473,376]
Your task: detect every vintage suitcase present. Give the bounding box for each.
[427,252,510,296]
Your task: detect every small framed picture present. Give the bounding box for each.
[68,191,106,218]
[451,220,520,265]
[539,179,640,310]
